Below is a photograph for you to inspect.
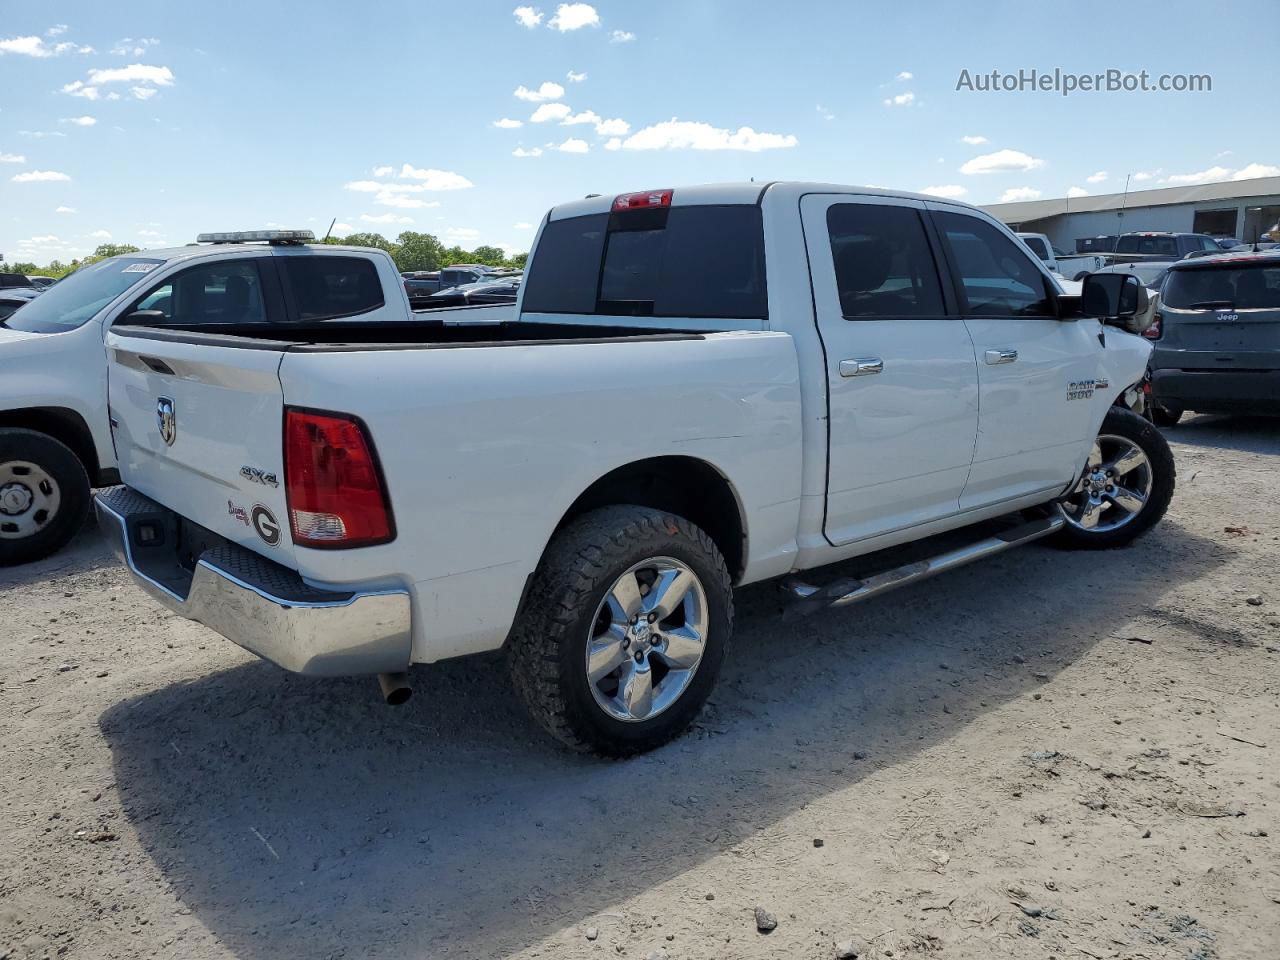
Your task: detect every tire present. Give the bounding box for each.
[507,505,733,757]
[1052,407,1175,550]
[1150,404,1183,427]
[0,429,91,567]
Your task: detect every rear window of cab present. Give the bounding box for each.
[522,205,767,319]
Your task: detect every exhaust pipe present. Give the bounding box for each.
[377,672,413,706]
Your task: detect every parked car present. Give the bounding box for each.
[0,272,37,290]
[0,229,509,567]
[1076,235,1118,255]
[416,276,521,309]
[1017,232,1107,280]
[1212,237,1243,251]
[1227,241,1280,253]
[0,286,42,322]
[1088,259,1176,291]
[1108,232,1222,264]
[403,272,442,300]
[438,264,498,289]
[24,275,56,289]
[94,183,1172,755]
[1146,250,1280,424]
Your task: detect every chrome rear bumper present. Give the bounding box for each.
[94,486,411,676]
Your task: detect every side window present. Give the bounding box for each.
[1022,236,1049,260]
[826,203,945,318]
[934,211,1054,317]
[278,256,383,321]
[128,260,266,325]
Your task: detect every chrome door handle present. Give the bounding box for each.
[839,357,884,378]
[984,348,1018,365]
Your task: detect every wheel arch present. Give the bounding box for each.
[0,407,102,482]
[551,455,748,583]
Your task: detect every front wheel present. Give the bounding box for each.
[1052,407,1175,550]
[0,429,91,567]
[507,505,733,757]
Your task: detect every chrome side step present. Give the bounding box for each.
[780,514,1064,616]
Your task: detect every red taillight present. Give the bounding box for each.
[1142,313,1163,340]
[612,189,672,211]
[284,408,394,549]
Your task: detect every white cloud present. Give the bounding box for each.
[447,227,481,240]
[137,229,163,237]
[1161,165,1231,186]
[1066,186,1089,198]
[131,86,157,100]
[896,71,913,81]
[566,70,586,83]
[514,222,534,229]
[62,81,99,100]
[514,81,565,102]
[11,170,72,182]
[548,3,600,31]
[816,104,835,121]
[110,37,159,56]
[492,117,523,128]
[610,30,635,43]
[47,24,68,37]
[0,152,26,163]
[1232,162,1280,180]
[959,149,1044,175]
[0,34,88,57]
[55,205,76,213]
[619,119,797,152]
[999,186,1042,203]
[360,213,413,224]
[960,134,987,145]
[513,5,543,27]
[88,63,173,86]
[331,222,353,234]
[595,117,629,136]
[61,115,96,126]
[883,91,915,107]
[556,137,589,153]
[513,146,543,157]
[561,109,600,126]
[920,184,967,199]
[18,130,67,138]
[1086,170,1108,183]
[375,191,441,209]
[90,229,112,239]
[397,165,473,189]
[1132,170,1159,182]
[604,137,622,151]
[530,102,572,123]
[372,165,393,176]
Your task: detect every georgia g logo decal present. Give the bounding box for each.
[251,504,281,547]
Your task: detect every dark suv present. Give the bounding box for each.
[1147,251,1280,424]
[1111,232,1222,264]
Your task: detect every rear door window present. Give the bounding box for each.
[826,203,945,318]
[522,204,767,319]
[279,256,384,321]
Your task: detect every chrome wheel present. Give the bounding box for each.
[585,556,709,723]
[1058,434,1153,533]
[0,460,61,540]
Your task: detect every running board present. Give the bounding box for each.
[780,514,1064,616]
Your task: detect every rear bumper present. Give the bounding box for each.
[1149,368,1280,413]
[94,486,412,676]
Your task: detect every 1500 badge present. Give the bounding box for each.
[1067,379,1096,401]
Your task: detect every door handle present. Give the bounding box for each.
[839,357,884,378]
[984,348,1018,365]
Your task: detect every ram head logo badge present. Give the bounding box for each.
[156,397,177,447]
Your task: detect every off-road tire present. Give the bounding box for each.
[1052,407,1175,550]
[507,505,733,757]
[0,428,90,567]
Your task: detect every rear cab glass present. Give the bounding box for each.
[1116,235,1179,257]
[279,256,384,321]
[522,204,767,320]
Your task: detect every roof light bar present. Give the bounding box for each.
[612,189,673,212]
[196,229,316,244]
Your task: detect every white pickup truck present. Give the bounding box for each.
[0,231,506,566]
[95,183,1174,756]
[1017,232,1108,281]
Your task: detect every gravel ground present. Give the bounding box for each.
[2,414,1277,960]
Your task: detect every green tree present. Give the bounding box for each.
[92,243,141,259]
[394,231,445,273]
[336,232,393,252]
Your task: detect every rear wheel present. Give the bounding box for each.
[0,429,90,567]
[507,505,733,757]
[1052,407,1174,550]
[1150,403,1183,427]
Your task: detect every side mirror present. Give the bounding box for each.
[118,309,168,326]
[1081,273,1148,319]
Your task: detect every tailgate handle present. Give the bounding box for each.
[139,355,176,375]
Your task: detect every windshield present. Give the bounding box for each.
[1163,263,1280,309]
[1,258,163,333]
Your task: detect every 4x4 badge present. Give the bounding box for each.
[240,465,279,488]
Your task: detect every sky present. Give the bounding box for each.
[3,0,1278,265]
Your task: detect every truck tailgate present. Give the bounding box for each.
[107,329,296,563]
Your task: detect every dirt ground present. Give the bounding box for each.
[2,414,1277,960]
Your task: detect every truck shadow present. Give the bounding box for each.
[1164,413,1280,455]
[98,520,1226,959]
[0,513,113,592]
